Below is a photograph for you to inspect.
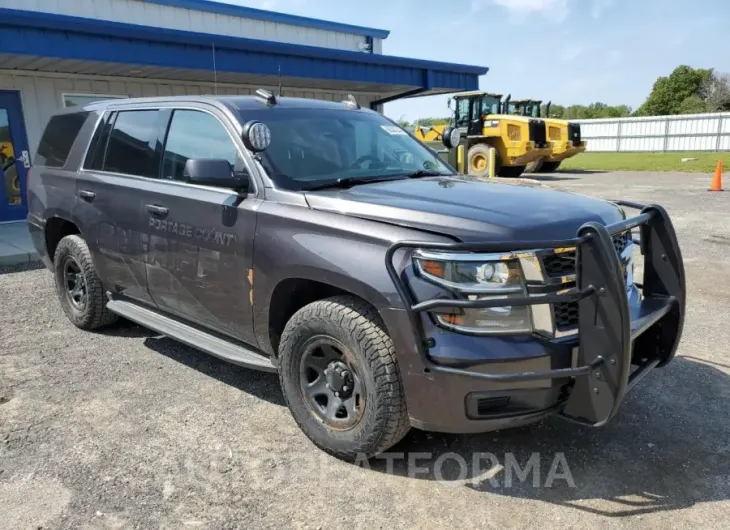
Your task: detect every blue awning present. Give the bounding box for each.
[0,9,487,98]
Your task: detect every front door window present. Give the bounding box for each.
[0,109,20,206]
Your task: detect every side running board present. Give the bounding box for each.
[106,299,277,373]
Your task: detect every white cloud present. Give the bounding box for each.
[470,0,571,23]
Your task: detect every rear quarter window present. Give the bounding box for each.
[35,112,90,168]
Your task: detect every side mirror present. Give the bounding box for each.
[442,126,462,149]
[182,159,250,194]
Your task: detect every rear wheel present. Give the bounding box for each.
[53,235,118,330]
[498,165,526,178]
[278,296,410,460]
[540,161,562,173]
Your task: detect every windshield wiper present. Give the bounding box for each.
[304,176,404,191]
[404,169,447,179]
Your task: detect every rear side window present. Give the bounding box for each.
[35,112,90,167]
[102,110,159,178]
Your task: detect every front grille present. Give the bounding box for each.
[529,119,548,148]
[568,122,582,145]
[555,302,579,330]
[542,252,575,278]
[476,396,511,416]
[541,232,631,281]
[543,231,632,331]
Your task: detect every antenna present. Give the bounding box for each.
[277,63,283,97]
[212,42,218,95]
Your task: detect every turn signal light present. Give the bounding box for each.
[421,260,445,278]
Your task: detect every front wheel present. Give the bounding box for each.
[278,296,410,460]
[467,143,499,179]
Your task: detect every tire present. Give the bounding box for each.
[498,165,526,178]
[467,143,496,179]
[53,234,118,330]
[540,161,562,173]
[278,296,410,460]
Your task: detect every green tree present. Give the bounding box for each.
[636,65,713,116]
[677,94,708,114]
[415,117,451,127]
[396,115,411,129]
[543,103,565,118]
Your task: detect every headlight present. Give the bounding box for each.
[413,251,532,334]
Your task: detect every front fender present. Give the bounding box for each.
[251,200,446,355]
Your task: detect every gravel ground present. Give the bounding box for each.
[1,170,729,529]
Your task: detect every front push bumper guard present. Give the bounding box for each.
[385,201,686,427]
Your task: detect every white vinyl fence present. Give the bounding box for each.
[575,112,730,152]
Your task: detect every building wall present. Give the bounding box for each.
[575,112,730,152]
[0,71,381,154]
[0,0,379,53]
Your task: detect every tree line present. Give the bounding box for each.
[399,66,730,127]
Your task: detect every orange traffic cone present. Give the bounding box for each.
[710,160,724,192]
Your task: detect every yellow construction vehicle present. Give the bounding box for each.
[414,92,551,178]
[508,99,586,173]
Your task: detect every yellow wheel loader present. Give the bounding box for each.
[414,92,551,178]
[508,99,586,173]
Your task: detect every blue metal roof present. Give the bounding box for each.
[144,0,391,39]
[0,9,488,94]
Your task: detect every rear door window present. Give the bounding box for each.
[36,111,90,167]
[102,110,160,178]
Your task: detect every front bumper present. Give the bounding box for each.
[384,202,686,432]
[546,141,587,163]
[507,143,551,166]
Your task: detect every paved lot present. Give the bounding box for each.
[1,171,729,529]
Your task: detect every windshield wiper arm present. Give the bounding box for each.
[404,169,447,179]
[305,176,404,191]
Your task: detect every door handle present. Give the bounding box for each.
[78,189,96,201]
[146,204,169,218]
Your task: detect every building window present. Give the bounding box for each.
[62,93,128,108]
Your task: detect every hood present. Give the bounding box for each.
[304,176,624,242]
[488,114,537,124]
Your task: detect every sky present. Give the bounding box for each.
[218,0,729,121]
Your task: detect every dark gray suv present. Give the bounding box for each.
[27,92,686,459]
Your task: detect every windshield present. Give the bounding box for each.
[525,103,541,118]
[235,107,453,190]
[509,103,540,117]
[481,96,502,115]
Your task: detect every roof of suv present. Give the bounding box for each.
[62,94,370,116]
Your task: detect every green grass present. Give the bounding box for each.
[559,152,725,173]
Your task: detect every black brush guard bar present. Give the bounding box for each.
[385,202,686,426]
